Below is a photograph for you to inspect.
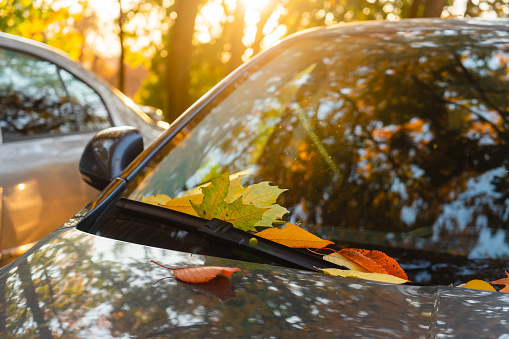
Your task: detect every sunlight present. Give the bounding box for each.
[240,0,271,12]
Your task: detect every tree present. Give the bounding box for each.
[165,0,203,122]
[0,0,85,59]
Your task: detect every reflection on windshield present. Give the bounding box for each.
[127,29,509,283]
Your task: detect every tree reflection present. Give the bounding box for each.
[3,231,509,337]
[128,29,509,283]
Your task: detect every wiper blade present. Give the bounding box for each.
[116,198,347,272]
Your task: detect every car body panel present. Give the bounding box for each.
[0,33,163,265]
[1,227,508,338]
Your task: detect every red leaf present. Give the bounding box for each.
[364,250,409,281]
[337,248,409,281]
[151,260,241,283]
[489,271,509,293]
[338,249,387,275]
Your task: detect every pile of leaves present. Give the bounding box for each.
[146,171,508,291]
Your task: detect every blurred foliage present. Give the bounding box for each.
[2,0,509,121]
[0,0,85,59]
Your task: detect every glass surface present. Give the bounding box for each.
[126,29,509,284]
[59,69,110,132]
[0,48,75,140]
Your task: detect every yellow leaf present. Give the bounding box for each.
[319,268,408,284]
[165,194,204,216]
[323,253,369,272]
[462,280,496,292]
[255,222,334,248]
[142,194,171,206]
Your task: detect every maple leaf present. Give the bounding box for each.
[151,260,241,283]
[191,172,268,231]
[142,194,171,206]
[489,271,509,293]
[226,175,289,227]
[220,197,268,231]
[254,222,334,248]
[164,194,203,217]
[319,268,408,284]
[191,172,230,219]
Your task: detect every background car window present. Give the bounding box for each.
[0,48,76,141]
[59,69,110,132]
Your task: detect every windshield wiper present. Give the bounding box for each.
[116,198,347,272]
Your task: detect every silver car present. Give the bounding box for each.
[0,33,163,265]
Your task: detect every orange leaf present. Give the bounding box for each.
[151,260,241,283]
[462,280,496,292]
[254,222,334,248]
[338,249,387,275]
[363,250,408,280]
[489,271,509,293]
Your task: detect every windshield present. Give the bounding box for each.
[126,28,509,285]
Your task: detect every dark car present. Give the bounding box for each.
[2,18,509,337]
[0,33,164,265]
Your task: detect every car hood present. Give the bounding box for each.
[1,228,508,338]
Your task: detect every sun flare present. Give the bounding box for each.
[240,0,271,11]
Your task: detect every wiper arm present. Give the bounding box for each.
[116,198,347,272]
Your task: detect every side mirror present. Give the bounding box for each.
[79,126,143,191]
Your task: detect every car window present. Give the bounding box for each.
[122,28,509,285]
[59,69,110,132]
[0,48,76,141]
[0,48,111,142]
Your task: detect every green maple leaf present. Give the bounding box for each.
[226,176,288,227]
[191,172,230,219]
[191,172,269,231]
[222,197,268,232]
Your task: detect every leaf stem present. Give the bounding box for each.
[151,260,175,270]
[306,247,338,256]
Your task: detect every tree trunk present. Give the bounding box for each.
[409,0,446,18]
[118,0,125,93]
[165,0,201,122]
[228,0,247,74]
[422,0,446,17]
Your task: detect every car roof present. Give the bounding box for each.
[0,31,74,60]
[274,18,509,45]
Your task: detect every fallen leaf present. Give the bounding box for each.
[142,194,171,206]
[462,280,497,292]
[191,173,270,231]
[255,222,334,248]
[323,253,369,272]
[363,250,409,281]
[319,268,408,284]
[226,177,289,227]
[220,197,268,232]
[227,180,288,207]
[151,260,241,283]
[337,249,387,275]
[164,194,203,216]
[336,248,409,281]
[489,271,509,293]
[191,172,230,220]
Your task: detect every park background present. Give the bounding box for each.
[2,0,508,122]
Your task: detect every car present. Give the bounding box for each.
[1,18,509,337]
[0,33,165,266]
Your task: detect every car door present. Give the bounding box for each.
[0,47,111,262]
